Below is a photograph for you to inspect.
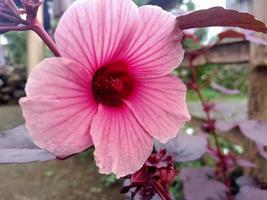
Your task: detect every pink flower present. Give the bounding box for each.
[19,0,190,178]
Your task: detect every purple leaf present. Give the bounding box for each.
[236,176,255,187]
[257,143,267,159]
[236,159,257,168]
[176,7,267,33]
[215,120,267,160]
[245,31,267,46]
[215,121,238,132]
[236,176,267,200]
[0,44,5,67]
[211,82,240,95]
[236,186,267,200]
[216,120,267,147]
[0,125,56,163]
[180,167,228,200]
[213,102,247,122]
[239,120,267,146]
[155,133,207,162]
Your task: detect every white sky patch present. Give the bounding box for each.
[223,148,230,155]
[185,127,194,135]
[192,0,226,9]
[0,36,8,45]
[186,0,227,43]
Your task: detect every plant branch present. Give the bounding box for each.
[151,182,172,200]
[30,20,61,57]
[188,59,233,200]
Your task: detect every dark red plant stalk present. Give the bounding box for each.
[187,56,233,200]
[0,0,60,57]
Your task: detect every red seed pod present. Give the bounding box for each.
[121,149,177,200]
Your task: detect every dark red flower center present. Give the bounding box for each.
[92,61,134,107]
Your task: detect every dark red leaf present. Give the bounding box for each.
[176,7,267,33]
[217,29,267,46]
[218,30,246,40]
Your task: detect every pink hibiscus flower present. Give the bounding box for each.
[19,0,190,178]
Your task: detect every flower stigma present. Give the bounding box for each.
[92,61,134,107]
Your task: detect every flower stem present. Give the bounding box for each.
[189,60,233,200]
[30,20,61,57]
[151,182,172,200]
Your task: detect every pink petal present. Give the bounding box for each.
[20,58,98,157]
[123,6,184,78]
[124,75,191,143]
[90,104,153,178]
[55,0,139,74]
[176,7,267,33]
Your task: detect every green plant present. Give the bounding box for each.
[3,32,27,65]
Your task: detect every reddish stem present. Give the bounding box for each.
[151,182,172,200]
[1,20,60,57]
[189,60,233,200]
[30,20,61,57]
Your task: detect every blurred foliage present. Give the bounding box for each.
[101,174,120,187]
[194,28,208,42]
[215,64,249,94]
[184,0,195,11]
[170,176,184,200]
[177,62,249,101]
[79,150,120,187]
[3,32,27,66]
[180,23,249,101]
[133,0,147,6]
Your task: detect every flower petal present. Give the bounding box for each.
[123,5,184,78]
[124,75,191,143]
[90,104,153,178]
[20,58,98,157]
[55,0,139,74]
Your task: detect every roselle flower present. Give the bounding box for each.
[121,150,177,200]
[15,1,267,178]
[19,0,190,178]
